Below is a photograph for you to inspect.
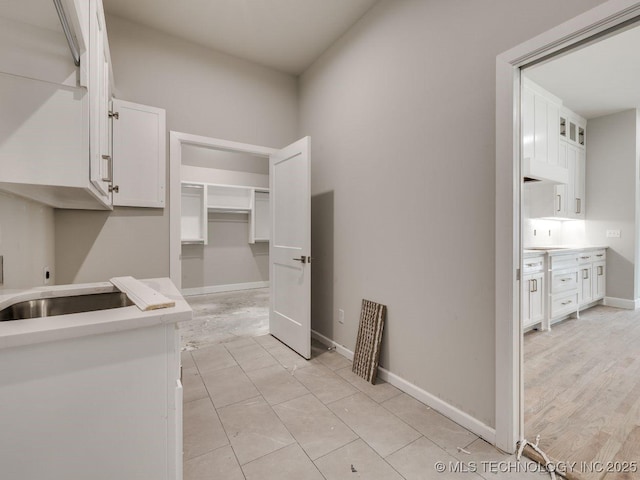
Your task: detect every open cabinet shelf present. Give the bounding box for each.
[181,183,207,244]
[181,181,269,245]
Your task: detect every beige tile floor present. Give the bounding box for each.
[182,336,551,479]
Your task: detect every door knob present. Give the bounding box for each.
[293,256,307,264]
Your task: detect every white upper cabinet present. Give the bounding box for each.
[524,78,587,221]
[521,78,568,184]
[0,0,166,210]
[111,99,167,208]
[0,0,111,209]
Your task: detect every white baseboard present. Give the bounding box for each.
[603,296,639,310]
[182,281,269,297]
[310,329,496,445]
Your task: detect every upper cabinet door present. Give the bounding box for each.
[89,0,110,197]
[111,99,167,208]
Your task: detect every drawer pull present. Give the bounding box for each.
[525,263,537,267]
[596,254,604,257]
[561,300,573,306]
[560,278,572,282]
[581,256,590,259]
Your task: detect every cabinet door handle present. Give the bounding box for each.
[529,280,534,293]
[557,194,561,212]
[101,154,112,183]
[583,269,589,279]
[598,266,603,275]
[575,198,581,214]
[534,279,538,292]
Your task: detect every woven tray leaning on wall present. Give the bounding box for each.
[352,299,387,384]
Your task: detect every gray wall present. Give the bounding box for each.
[0,192,55,289]
[300,0,606,427]
[54,14,297,284]
[585,109,638,300]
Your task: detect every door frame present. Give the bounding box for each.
[169,131,276,289]
[495,0,640,452]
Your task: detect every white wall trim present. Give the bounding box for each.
[169,131,276,289]
[495,0,640,454]
[311,330,496,445]
[604,296,640,309]
[182,281,269,297]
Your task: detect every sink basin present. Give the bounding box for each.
[0,292,134,321]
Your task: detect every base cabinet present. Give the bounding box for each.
[0,322,182,480]
[524,249,607,330]
[523,272,545,328]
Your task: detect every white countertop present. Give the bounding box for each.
[523,245,608,256]
[0,278,192,350]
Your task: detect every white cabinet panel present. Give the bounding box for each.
[523,272,544,329]
[181,183,206,243]
[112,99,166,207]
[593,261,606,300]
[250,190,270,243]
[0,0,112,210]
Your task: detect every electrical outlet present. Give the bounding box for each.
[43,266,51,285]
[606,230,621,238]
[338,309,345,324]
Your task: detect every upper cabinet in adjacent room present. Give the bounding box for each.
[524,77,587,221]
[0,0,166,210]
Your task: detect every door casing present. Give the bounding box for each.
[495,0,640,452]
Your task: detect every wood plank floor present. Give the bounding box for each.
[525,305,640,480]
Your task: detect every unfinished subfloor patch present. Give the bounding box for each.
[180,288,269,350]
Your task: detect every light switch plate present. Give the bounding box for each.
[606,230,621,238]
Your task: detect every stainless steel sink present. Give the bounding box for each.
[0,292,134,321]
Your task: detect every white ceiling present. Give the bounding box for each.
[525,24,640,119]
[102,0,378,75]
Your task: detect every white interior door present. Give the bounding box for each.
[269,137,311,359]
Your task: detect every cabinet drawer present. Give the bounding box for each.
[577,252,593,264]
[551,269,578,293]
[551,291,579,318]
[523,256,545,274]
[550,254,579,270]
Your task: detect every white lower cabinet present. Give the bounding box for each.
[523,272,545,328]
[593,260,606,300]
[524,248,607,330]
[522,254,545,329]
